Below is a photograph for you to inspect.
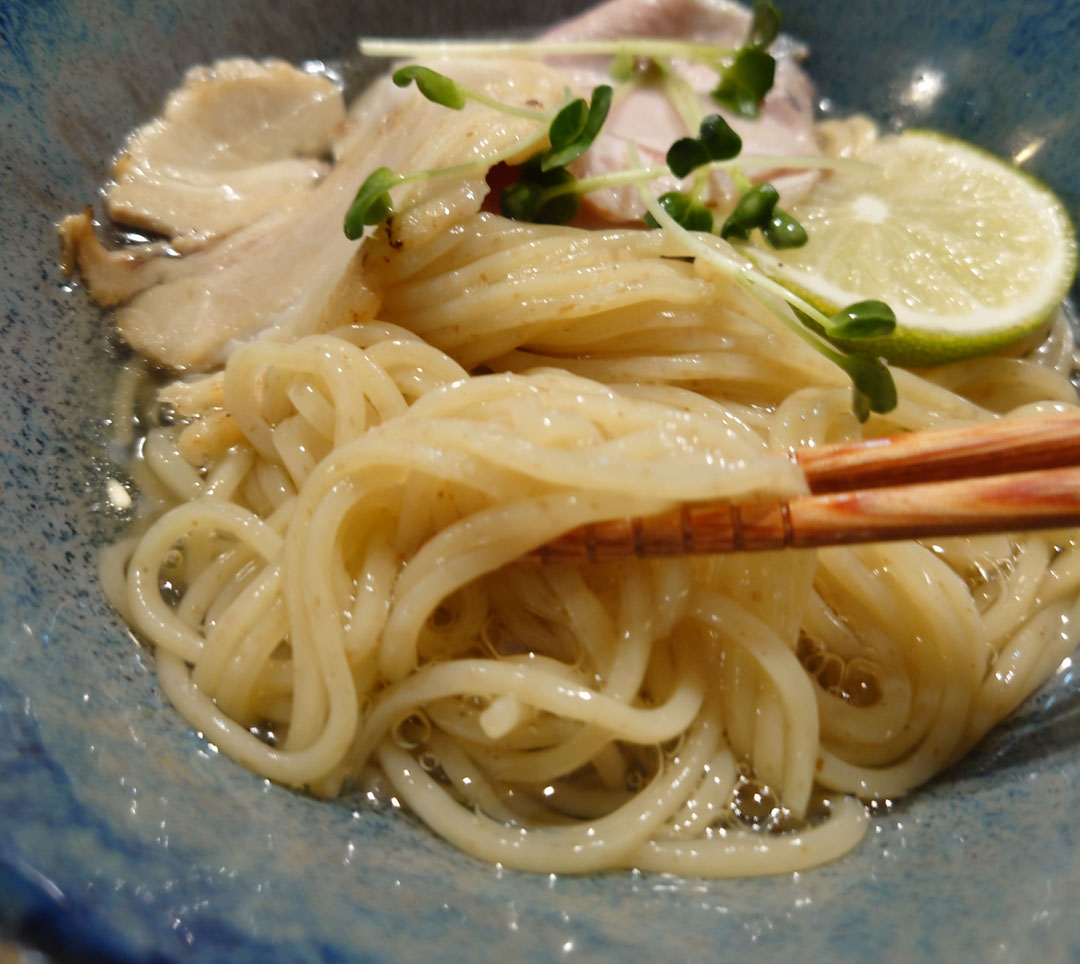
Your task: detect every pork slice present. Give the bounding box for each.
[107,59,346,249]
[62,58,570,371]
[542,0,819,222]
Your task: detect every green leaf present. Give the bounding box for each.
[667,138,711,178]
[720,182,779,240]
[762,208,807,249]
[540,85,613,171]
[535,191,581,225]
[712,48,776,118]
[499,179,545,221]
[666,116,742,180]
[748,0,781,48]
[829,300,897,339]
[838,353,898,419]
[644,191,714,232]
[548,98,588,150]
[699,114,742,161]
[344,167,403,239]
[392,65,467,110]
[500,164,580,225]
[582,85,614,138]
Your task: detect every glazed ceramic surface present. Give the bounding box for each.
[1,0,1079,960]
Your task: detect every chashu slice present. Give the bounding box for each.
[107,59,346,249]
[61,58,573,371]
[542,0,820,222]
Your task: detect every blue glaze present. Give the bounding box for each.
[1,0,1078,960]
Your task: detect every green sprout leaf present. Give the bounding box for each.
[500,179,545,221]
[666,138,711,178]
[699,114,742,161]
[792,300,898,420]
[720,181,779,240]
[838,353,897,421]
[540,85,613,170]
[762,208,807,248]
[392,65,467,109]
[829,300,897,339]
[795,300,898,340]
[534,191,581,224]
[344,167,404,239]
[644,191,714,231]
[667,114,743,178]
[748,0,781,49]
[548,98,589,150]
[712,48,775,118]
[501,163,580,224]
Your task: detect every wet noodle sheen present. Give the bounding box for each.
[101,253,1080,874]
[87,33,1080,873]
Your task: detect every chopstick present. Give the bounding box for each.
[532,411,1080,564]
[791,410,1080,493]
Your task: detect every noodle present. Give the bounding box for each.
[91,44,1080,879]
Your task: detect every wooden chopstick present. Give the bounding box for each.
[533,412,1080,564]
[794,410,1080,493]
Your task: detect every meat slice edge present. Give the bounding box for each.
[107,59,346,249]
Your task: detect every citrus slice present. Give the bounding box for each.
[749,130,1077,365]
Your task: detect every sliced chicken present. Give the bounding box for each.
[61,1,820,369]
[61,58,571,370]
[107,59,346,249]
[542,0,820,222]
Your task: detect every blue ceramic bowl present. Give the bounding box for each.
[2,1,1079,960]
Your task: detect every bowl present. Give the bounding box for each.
[1,0,1079,960]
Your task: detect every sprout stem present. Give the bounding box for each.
[360,37,737,63]
[463,86,552,121]
[629,146,853,377]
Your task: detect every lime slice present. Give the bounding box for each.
[750,130,1077,365]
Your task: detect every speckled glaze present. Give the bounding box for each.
[1,0,1079,960]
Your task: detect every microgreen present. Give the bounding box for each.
[643,192,714,232]
[748,0,782,48]
[792,301,897,341]
[699,114,743,162]
[827,300,898,339]
[839,352,898,419]
[547,99,589,153]
[632,146,897,421]
[360,37,742,64]
[348,19,901,421]
[364,1,785,122]
[666,114,742,178]
[721,182,779,240]
[666,139,710,180]
[720,182,807,251]
[341,89,561,238]
[496,84,613,225]
[501,162,580,224]
[540,85,613,170]
[344,167,404,239]
[712,48,775,119]
[392,63,550,120]
[392,65,467,109]
[762,209,807,248]
[712,0,781,118]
